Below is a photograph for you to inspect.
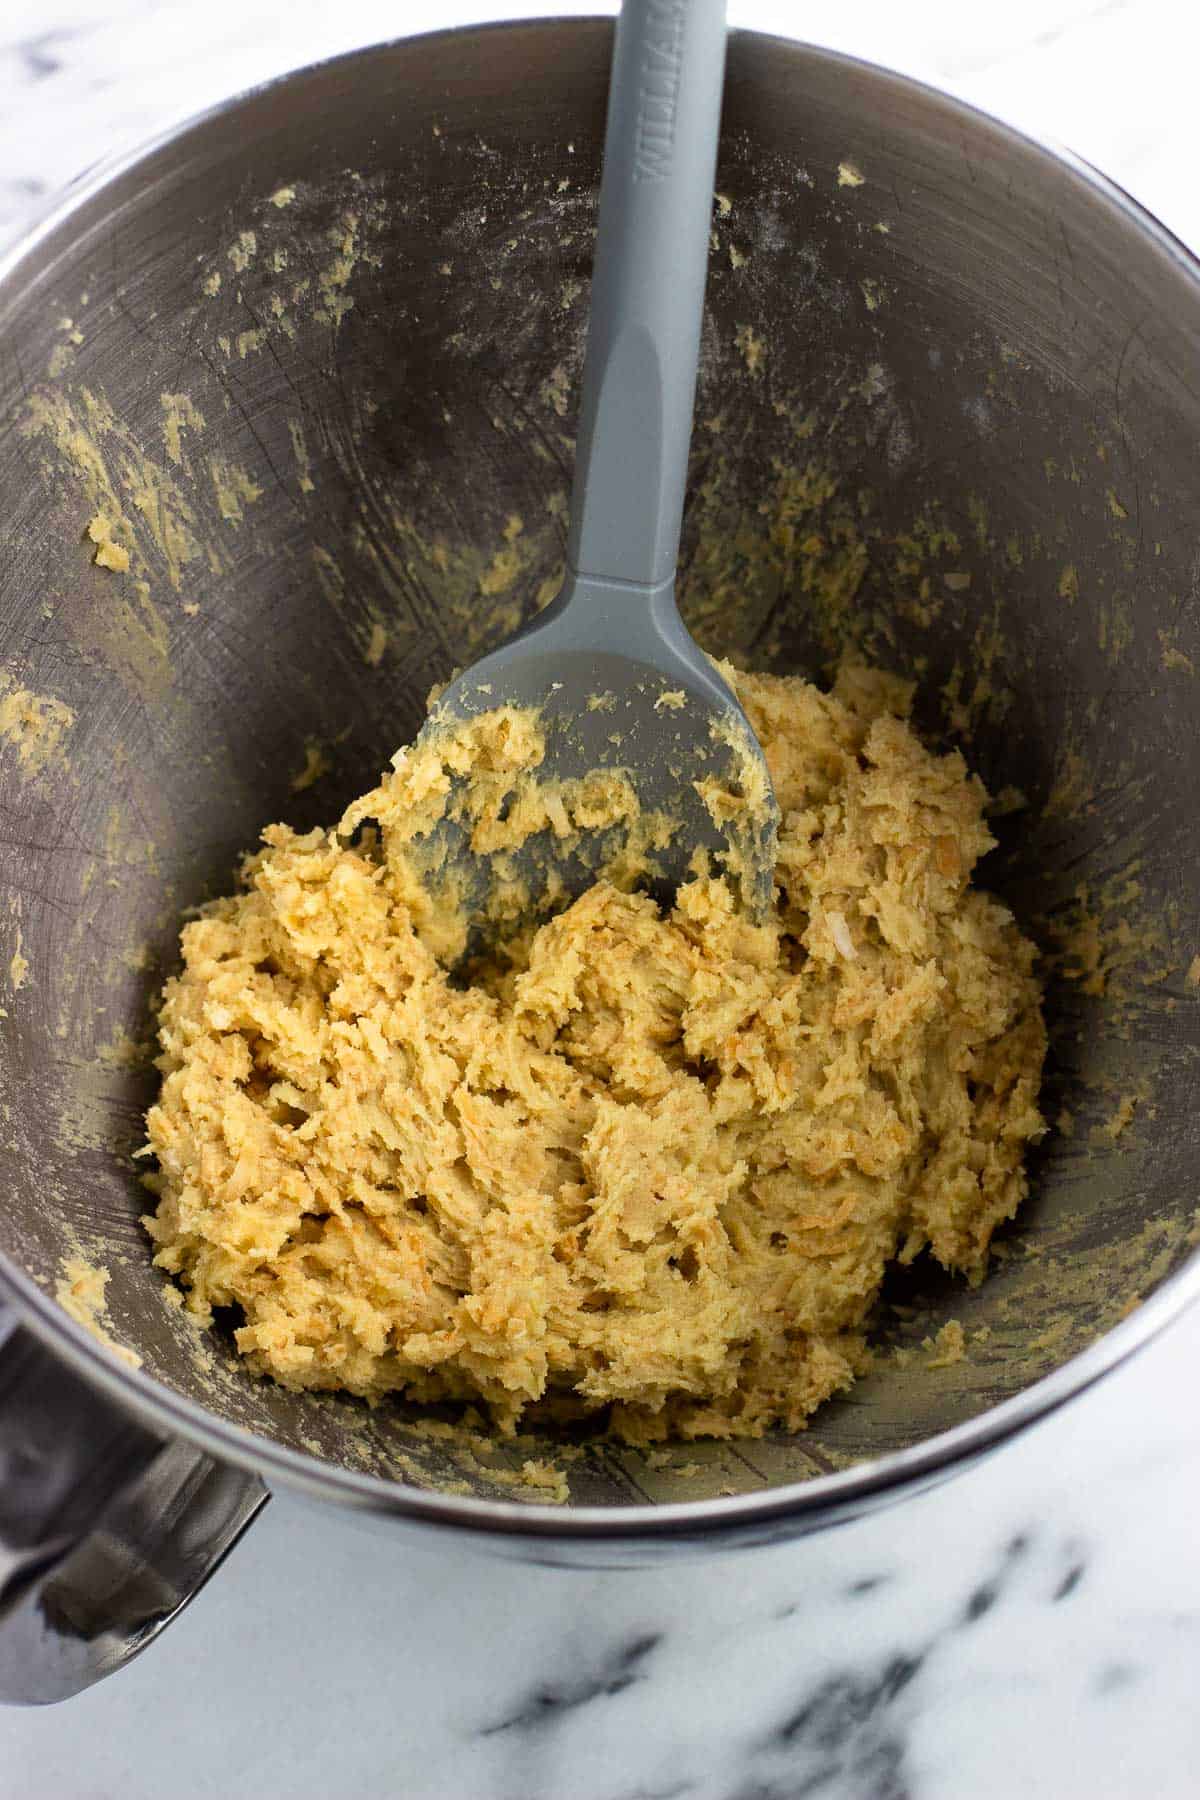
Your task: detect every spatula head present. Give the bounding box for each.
[403,577,779,944]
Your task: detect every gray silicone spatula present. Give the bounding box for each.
[419,0,778,925]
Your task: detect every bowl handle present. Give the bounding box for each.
[0,1302,267,1704]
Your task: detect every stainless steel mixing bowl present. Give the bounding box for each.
[2,18,1198,1701]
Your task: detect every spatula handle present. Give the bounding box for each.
[566,0,728,595]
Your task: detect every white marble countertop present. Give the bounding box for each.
[2,3,1199,1795]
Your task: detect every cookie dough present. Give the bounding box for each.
[143,663,1045,1442]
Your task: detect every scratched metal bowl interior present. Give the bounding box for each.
[1,20,1197,1513]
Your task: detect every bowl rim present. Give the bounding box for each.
[2,13,1199,1543]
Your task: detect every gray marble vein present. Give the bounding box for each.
[0,2,1199,1794]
